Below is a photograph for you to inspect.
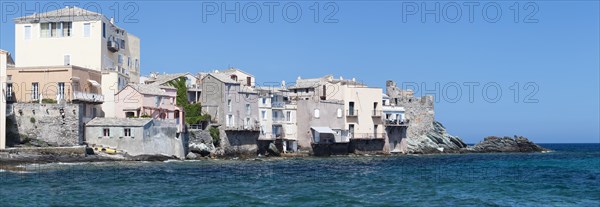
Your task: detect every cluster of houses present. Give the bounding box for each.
[0,7,421,158]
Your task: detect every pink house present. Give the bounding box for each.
[114,84,184,131]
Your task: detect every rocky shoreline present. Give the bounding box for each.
[1,122,549,169]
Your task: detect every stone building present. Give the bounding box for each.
[385,80,434,153]
[85,118,186,159]
[201,69,260,155]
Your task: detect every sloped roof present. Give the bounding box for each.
[126,84,172,96]
[206,73,239,84]
[289,77,327,89]
[0,49,14,65]
[14,6,103,22]
[145,73,188,86]
[87,118,152,127]
[218,68,254,77]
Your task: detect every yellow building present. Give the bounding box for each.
[13,6,141,117]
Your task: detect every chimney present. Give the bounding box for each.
[110,17,115,24]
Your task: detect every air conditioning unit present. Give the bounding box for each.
[107,40,119,52]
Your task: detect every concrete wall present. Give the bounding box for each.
[9,103,92,146]
[296,100,345,149]
[15,19,103,69]
[101,71,129,117]
[85,120,186,158]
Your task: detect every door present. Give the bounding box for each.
[349,102,355,115]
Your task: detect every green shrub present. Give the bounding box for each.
[209,127,220,147]
[30,117,36,123]
[42,99,57,104]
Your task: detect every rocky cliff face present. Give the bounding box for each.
[469,136,548,153]
[406,121,467,154]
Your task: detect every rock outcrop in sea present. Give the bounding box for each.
[406,121,467,154]
[469,136,549,153]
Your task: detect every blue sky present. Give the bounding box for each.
[1,1,598,143]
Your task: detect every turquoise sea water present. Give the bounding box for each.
[1,144,599,206]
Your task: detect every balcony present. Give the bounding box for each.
[107,40,119,52]
[346,109,358,117]
[351,133,387,139]
[384,119,409,127]
[225,124,260,131]
[272,102,286,109]
[372,110,382,117]
[73,91,104,103]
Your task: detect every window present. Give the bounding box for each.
[57,82,65,100]
[314,109,320,118]
[337,108,343,118]
[62,22,71,37]
[245,118,250,127]
[6,83,13,99]
[227,114,234,127]
[135,59,139,69]
[127,57,131,67]
[31,82,39,100]
[305,89,309,93]
[120,39,126,49]
[227,99,232,112]
[245,104,251,115]
[155,96,161,107]
[261,110,266,120]
[102,22,106,38]
[41,22,71,38]
[64,54,70,65]
[118,54,123,65]
[83,23,91,37]
[262,98,267,104]
[286,111,291,122]
[124,128,131,137]
[24,25,31,40]
[103,128,110,137]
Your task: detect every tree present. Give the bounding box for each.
[168,77,210,125]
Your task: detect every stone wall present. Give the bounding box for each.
[221,129,260,156]
[349,139,386,154]
[7,103,88,147]
[386,81,435,140]
[386,80,466,153]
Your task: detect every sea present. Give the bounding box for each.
[1,144,599,206]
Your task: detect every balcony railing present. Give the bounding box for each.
[272,102,286,108]
[73,91,104,103]
[384,119,409,127]
[351,133,387,139]
[347,109,358,117]
[225,124,260,131]
[372,110,382,117]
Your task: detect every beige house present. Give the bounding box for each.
[13,6,141,117]
[1,50,14,149]
[289,75,384,145]
[6,66,103,104]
